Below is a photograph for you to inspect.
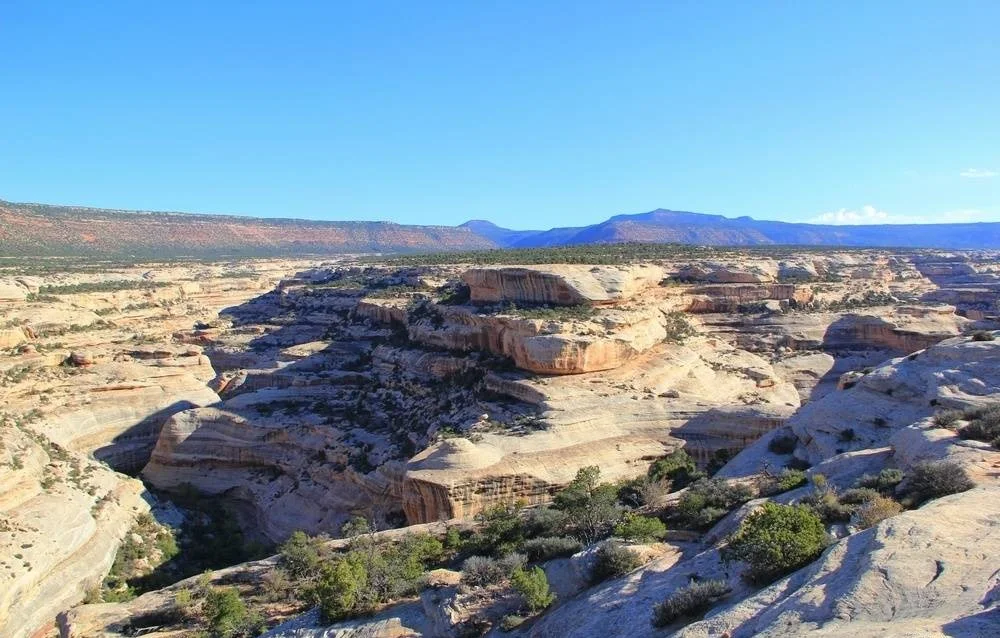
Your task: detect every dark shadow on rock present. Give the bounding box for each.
[93,399,208,475]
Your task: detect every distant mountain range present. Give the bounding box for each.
[462,209,1000,249]
[3,199,1000,258]
[0,200,492,258]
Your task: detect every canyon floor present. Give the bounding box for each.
[1,246,999,638]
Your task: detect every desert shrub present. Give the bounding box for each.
[501,615,526,631]
[522,507,569,539]
[444,526,463,551]
[956,404,1000,449]
[203,587,263,638]
[838,428,856,442]
[971,330,995,341]
[648,448,702,488]
[173,587,193,617]
[461,554,526,588]
[279,530,322,579]
[852,495,903,529]
[520,536,582,562]
[904,460,974,504]
[855,468,904,493]
[768,432,798,455]
[511,566,556,611]
[933,409,964,427]
[466,502,525,556]
[651,579,731,627]
[800,476,853,523]
[674,478,754,529]
[663,311,696,343]
[614,513,667,542]
[553,466,623,543]
[722,503,828,584]
[314,531,446,622]
[773,469,808,493]
[591,541,642,583]
[838,487,880,505]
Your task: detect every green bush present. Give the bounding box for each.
[722,503,828,584]
[614,513,667,542]
[203,587,263,638]
[648,448,701,487]
[651,579,731,627]
[520,536,582,562]
[971,330,995,341]
[522,507,569,539]
[662,311,696,343]
[511,566,556,611]
[773,469,808,492]
[313,531,447,622]
[553,466,623,543]
[904,460,974,504]
[591,541,642,583]
[674,478,753,529]
[467,502,526,556]
[856,468,904,493]
[279,530,321,579]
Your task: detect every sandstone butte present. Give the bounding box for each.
[1,248,998,638]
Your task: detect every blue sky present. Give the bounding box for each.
[1,1,998,228]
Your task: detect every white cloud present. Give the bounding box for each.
[960,168,998,179]
[812,205,896,225]
[810,205,998,225]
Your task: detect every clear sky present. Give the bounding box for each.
[1,1,998,228]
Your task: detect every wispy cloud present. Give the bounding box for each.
[960,168,998,179]
[812,205,896,225]
[811,205,998,225]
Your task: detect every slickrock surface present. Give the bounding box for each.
[0,259,310,638]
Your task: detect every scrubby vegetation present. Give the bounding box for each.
[673,478,753,529]
[722,502,828,584]
[852,494,903,530]
[552,466,624,543]
[274,520,447,623]
[935,403,1000,449]
[903,460,974,505]
[662,311,696,343]
[203,586,264,638]
[37,280,169,294]
[614,512,667,542]
[510,565,556,611]
[647,448,703,488]
[97,513,179,602]
[489,301,596,321]
[591,541,643,583]
[651,579,731,627]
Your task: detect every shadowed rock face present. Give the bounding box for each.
[462,264,667,305]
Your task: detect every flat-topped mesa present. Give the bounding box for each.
[462,264,667,305]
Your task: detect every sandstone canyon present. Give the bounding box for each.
[1,246,999,638]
